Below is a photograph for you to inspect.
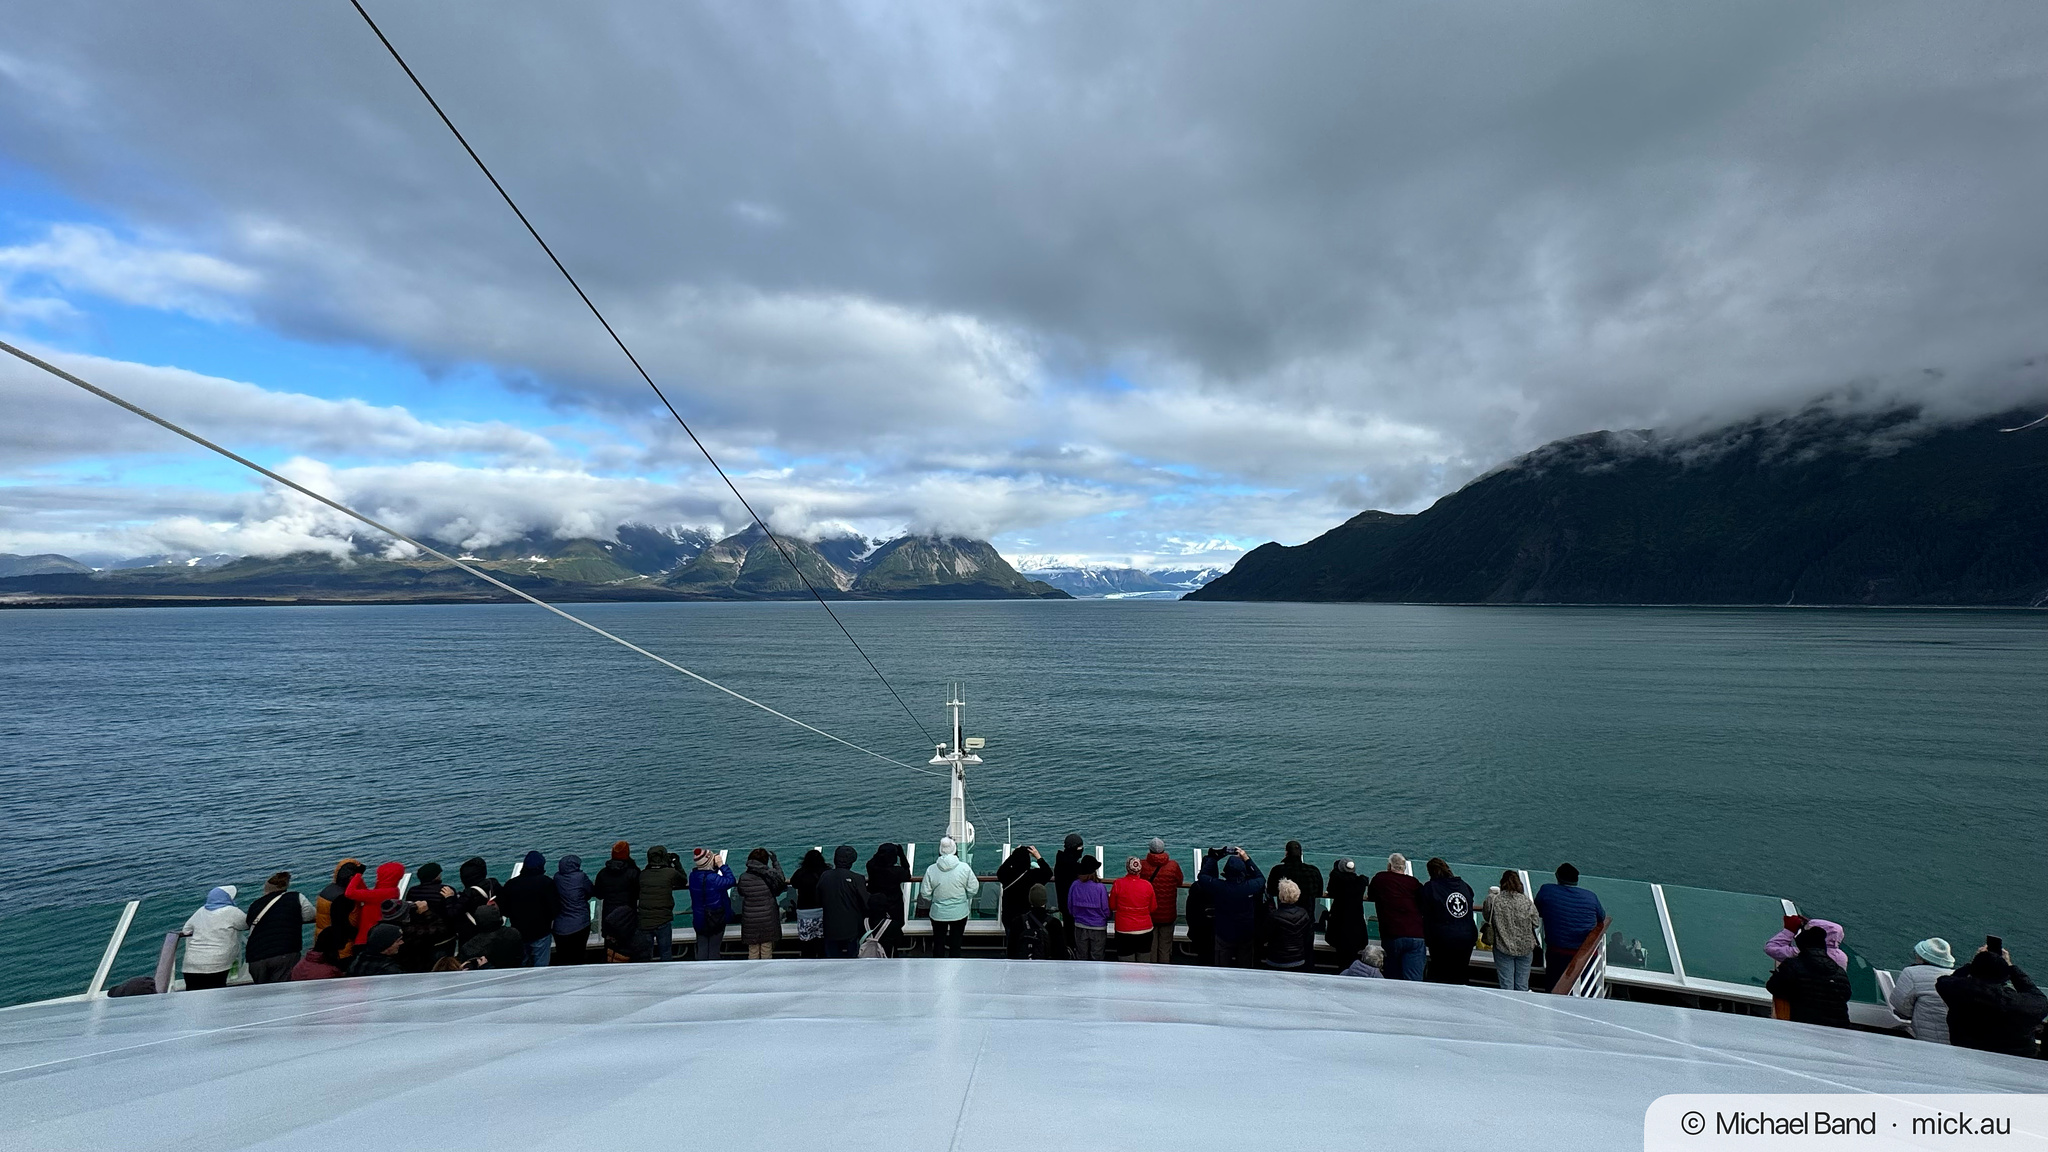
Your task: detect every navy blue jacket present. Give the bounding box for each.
[1419,875,1477,946]
[552,856,596,935]
[1533,882,1605,954]
[1196,856,1265,943]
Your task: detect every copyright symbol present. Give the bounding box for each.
[1681,1111,1706,1135]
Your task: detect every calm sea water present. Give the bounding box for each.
[1,600,2040,1006]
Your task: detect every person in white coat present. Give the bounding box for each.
[921,836,980,959]
[181,885,247,990]
[1888,937,1957,1044]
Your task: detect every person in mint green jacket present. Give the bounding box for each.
[922,836,980,958]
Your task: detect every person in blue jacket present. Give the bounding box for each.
[1533,862,1605,990]
[688,848,737,960]
[551,855,596,965]
[1195,847,1264,968]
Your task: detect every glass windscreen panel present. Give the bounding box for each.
[1660,883,1785,989]
[1567,874,1674,974]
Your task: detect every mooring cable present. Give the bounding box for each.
[0,338,945,780]
[346,0,935,748]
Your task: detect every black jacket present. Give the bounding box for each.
[458,908,526,971]
[593,859,641,923]
[792,853,829,910]
[1419,875,1478,946]
[736,859,789,945]
[996,851,1053,925]
[1053,845,1086,916]
[1267,854,1323,909]
[1324,867,1368,959]
[1263,902,1315,968]
[866,845,912,930]
[244,890,313,962]
[454,859,501,941]
[499,868,556,943]
[1939,966,2047,1057]
[1765,946,1853,1028]
[817,847,870,942]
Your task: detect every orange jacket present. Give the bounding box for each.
[1110,875,1156,935]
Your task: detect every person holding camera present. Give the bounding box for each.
[1939,940,2047,1057]
[1195,846,1263,968]
[637,847,687,961]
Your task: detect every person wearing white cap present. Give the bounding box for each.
[1888,937,1957,1044]
[922,835,980,958]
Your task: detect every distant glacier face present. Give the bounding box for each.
[1020,565,1229,599]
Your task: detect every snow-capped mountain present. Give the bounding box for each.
[1019,564,1230,599]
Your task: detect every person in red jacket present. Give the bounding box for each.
[1110,856,1158,962]
[344,861,406,948]
[1139,839,1184,965]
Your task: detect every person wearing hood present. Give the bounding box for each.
[736,848,789,959]
[343,862,405,950]
[316,859,365,959]
[498,852,556,967]
[688,848,737,960]
[922,836,980,958]
[1110,857,1158,962]
[290,924,352,981]
[1889,937,1957,1044]
[1765,924,1852,1027]
[1196,849,1264,968]
[1481,871,1539,992]
[1017,884,1060,959]
[1185,849,1222,966]
[244,872,316,985]
[996,845,1053,959]
[401,862,461,972]
[1419,858,1478,985]
[1369,854,1427,981]
[458,905,527,971]
[1268,840,1323,917]
[817,845,870,957]
[1065,855,1112,961]
[637,846,686,961]
[791,848,829,958]
[866,843,912,957]
[594,841,641,927]
[348,923,406,978]
[1263,878,1314,970]
[1140,839,1184,965]
[603,904,652,963]
[1053,833,1086,952]
[1938,946,2047,1057]
[1764,916,1849,973]
[454,857,501,944]
[179,885,247,989]
[1324,859,1367,976]
[552,854,597,964]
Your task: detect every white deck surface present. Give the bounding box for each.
[2,960,2040,1150]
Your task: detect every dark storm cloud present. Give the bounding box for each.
[2,0,2046,556]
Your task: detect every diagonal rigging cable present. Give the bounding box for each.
[347,0,935,746]
[0,339,943,779]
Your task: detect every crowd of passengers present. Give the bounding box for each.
[155,835,2045,1058]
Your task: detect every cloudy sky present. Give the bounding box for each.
[4,2,2046,569]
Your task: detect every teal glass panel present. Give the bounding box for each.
[1569,874,1674,974]
[1661,883,1786,989]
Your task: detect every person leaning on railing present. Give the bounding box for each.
[1140,839,1184,965]
[923,836,979,958]
[1480,871,1539,992]
[179,885,246,990]
[1532,863,1604,991]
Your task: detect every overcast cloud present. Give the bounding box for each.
[3,1,2046,568]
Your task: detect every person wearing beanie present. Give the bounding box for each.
[1888,937,1957,1043]
[687,848,737,960]
[1066,855,1112,961]
[1325,859,1368,977]
[1110,856,1157,962]
[348,922,406,978]
[454,857,502,945]
[1053,832,1087,954]
[1140,839,1184,965]
[636,846,687,961]
[817,845,869,957]
[922,835,980,958]
[1018,883,1060,959]
[1765,925,1852,1028]
[402,862,461,973]
[996,844,1052,959]
[243,871,315,985]
[497,851,556,967]
[594,840,642,938]
[1195,849,1264,968]
[1938,945,2048,1057]
[179,885,247,990]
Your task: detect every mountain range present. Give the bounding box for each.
[1021,565,1229,599]
[1190,405,2048,607]
[0,526,1068,606]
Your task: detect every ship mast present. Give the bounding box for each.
[929,683,982,853]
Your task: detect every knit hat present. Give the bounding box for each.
[939,836,957,855]
[1148,838,1166,854]
[415,862,442,886]
[366,923,403,954]
[1914,938,1956,968]
[1028,884,1047,910]
[611,841,631,860]
[1064,833,1084,851]
[380,898,408,924]
[693,848,716,869]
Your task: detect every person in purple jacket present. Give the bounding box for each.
[1066,855,1112,961]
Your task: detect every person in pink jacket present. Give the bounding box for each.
[1765,916,1848,972]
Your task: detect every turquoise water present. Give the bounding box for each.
[1,600,2039,1005]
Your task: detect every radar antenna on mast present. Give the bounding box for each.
[929,683,984,856]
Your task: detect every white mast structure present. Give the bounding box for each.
[929,683,982,855]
